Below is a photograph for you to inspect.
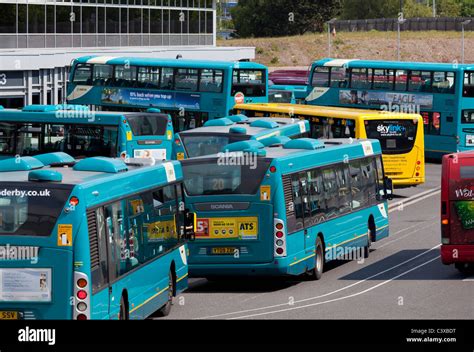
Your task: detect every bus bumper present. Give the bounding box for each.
[441,245,474,264]
[189,256,308,278]
[392,177,425,188]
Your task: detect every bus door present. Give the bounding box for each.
[293,171,326,254]
[100,202,127,319]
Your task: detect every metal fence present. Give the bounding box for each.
[333,17,474,32]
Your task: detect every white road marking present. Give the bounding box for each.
[195,244,441,320]
[389,188,441,212]
[376,217,438,249]
[229,256,440,320]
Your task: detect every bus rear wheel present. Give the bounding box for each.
[308,237,324,281]
[119,295,129,320]
[365,219,375,259]
[156,270,174,317]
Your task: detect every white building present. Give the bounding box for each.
[0,0,254,107]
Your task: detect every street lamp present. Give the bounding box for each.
[327,18,337,57]
[397,13,407,61]
[462,19,471,64]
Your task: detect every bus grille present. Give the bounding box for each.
[87,209,100,269]
[282,175,295,217]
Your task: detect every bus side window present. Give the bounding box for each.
[350,68,371,90]
[360,158,378,206]
[160,67,174,90]
[322,168,339,218]
[291,174,305,232]
[152,185,179,252]
[308,169,326,221]
[311,67,330,87]
[330,67,349,88]
[349,160,364,209]
[73,64,93,85]
[89,208,109,293]
[92,64,113,86]
[335,165,352,214]
[104,202,125,279]
[299,172,312,224]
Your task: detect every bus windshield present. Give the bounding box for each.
[269,90,294,103]
[126,115,168,136]
[182,158,271,196]
[0,122,119,158]
[0,184,73,236]
[180,134,248,158]
[364,119,417,154]
[232,69,266,97]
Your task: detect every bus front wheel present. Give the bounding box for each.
[308,237,324,281]
[119,295,129,320]
[156,270,175,317]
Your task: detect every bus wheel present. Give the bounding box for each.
[119,295,129,320]
[364,231,372,259]
[455,262,472,275]
[365,219,375,259]
[308,237,324,281]
[156,270,174,317]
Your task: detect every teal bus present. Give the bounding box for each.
[181,138,393,278]
[269,88,297,104]
[0,153,195,319]
[305,58,474,158]
[0,104,174,161]
[269,85,308,104]
[67,56,269,132]
[173,115,310,159]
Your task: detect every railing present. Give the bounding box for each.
[0,33,214,49]
[332,17,474,32]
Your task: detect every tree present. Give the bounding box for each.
[341,0,399,19]
[231,0,342,38]
[402,0,433,18]
[460,0,474,16]
[436,0,462,16]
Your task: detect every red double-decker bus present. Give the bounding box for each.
[441,152,474,274]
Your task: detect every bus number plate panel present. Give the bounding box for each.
[0,311,18,320]
[211,247,236,255]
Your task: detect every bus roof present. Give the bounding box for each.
[314,58,474,72]
[234,103,422,120]
[0,154,182,205]
[178,117,308,137]
[73,56,267,70]
[184,138,382,169]
[0,105,170,125]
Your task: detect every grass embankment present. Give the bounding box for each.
[218,31,474,68]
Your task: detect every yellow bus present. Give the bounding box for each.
[234,103,425,188]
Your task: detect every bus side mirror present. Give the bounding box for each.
[384,177,394,201]
[184,210,196,241]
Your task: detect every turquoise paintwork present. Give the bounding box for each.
[0,154,188,319]
[67,56,269,130]
[0,105,174,160]
[173,117,310,159]
[0,156,44,171]
[28,170,63,182]
[306,58,474,159]
[182,138,390,277]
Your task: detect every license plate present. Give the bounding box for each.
[211,247,236,255]
[0,311,19,320]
